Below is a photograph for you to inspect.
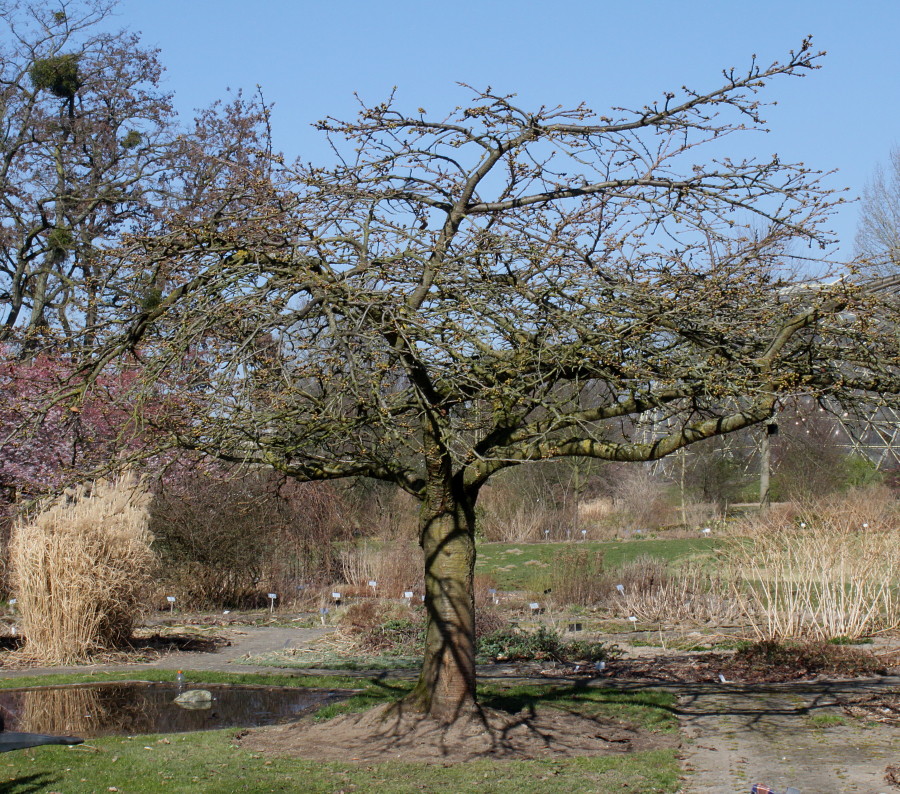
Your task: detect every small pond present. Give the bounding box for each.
[0,682,348,737]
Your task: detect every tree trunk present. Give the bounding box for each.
[407,458,478,722]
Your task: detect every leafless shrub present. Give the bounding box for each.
[731,488,900,640]
[578,497,615,524]
[150,469,348,608]
[677,502,722,530]
[10,475,154,664]
[479,482,549,542]
[575,498,622,540]
[548,547,606,607]
[479,461,599,541]
[475,606,509,639]
[608,468,676,531]
[333,479,419,541]
[338,601,424,654]
[727,501,799,535]
[338,540,423,595]
[473,573,500,611]
[611,559,743,625]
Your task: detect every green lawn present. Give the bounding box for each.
[0,673,682,793]
[476,537,720,590]
[0,670,356,690]
[0,738,681,793]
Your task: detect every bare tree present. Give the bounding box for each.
[73,41,899,722]
[856,146,900,278]
[0,0,184,350]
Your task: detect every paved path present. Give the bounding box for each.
[0,626,336,679]
[674,677,900,794]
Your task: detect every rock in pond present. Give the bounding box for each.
[174,689,214,709]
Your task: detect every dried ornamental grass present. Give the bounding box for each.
[10,475,154,664]
[548,547,606,607]
[731,489,900,641]
[613,559,743,626]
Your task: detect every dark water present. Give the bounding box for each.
[0,683,347,737]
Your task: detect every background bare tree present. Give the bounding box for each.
[856,146,900,278]
[72,41,900,722]
[0,0,278,520]
[0,0,181,350]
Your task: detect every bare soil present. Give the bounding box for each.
[238,700,672,764]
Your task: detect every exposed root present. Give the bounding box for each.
[238,701,661,763]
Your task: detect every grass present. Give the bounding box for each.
[0,739,682,793]
[0,673,682,793]
[828,636,874,646]
[244,649,422,670]
[476,538,719,591]
[0,670,364,690]
[479,684,679,734]
[809,714,847,728]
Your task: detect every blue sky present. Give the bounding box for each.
[112,0,899,258]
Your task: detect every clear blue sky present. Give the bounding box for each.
[113,0,899,258]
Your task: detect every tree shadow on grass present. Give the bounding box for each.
[0,772,59,793]
[480,680,678,718]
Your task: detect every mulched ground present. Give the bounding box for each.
[535,644,896,684]
[839,689,900,726]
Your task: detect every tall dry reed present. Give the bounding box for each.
[10,475,154,664]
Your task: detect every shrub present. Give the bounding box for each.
[731,488,900,640]
[475,625,618,664]
[731,639,886,679]
[339,602,425,655]
[608,467,676,531]
[11,475,154,664]
[150,469,347,608]
[548,547,606,606]
[610,557,742,625]
[478,476,555,542]
[474,605,508,638]
[337,604,617,666]
[338,540,422,595]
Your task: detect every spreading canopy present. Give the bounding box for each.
[64,40,900,720]
[82,40,898,484]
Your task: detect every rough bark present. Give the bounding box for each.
[407,455,479,722]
